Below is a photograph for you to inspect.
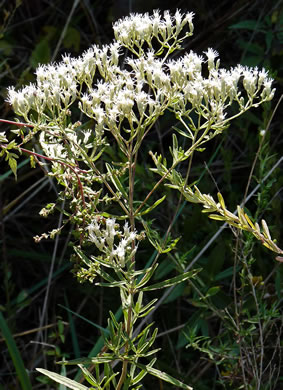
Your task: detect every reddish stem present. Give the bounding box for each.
[0,143,86,209]
[0,119,34,128]
[20,147,86,208]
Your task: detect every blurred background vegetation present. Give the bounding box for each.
[0,0,282,389]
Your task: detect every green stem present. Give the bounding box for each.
[60,134,130,216]
[135,122,212,216]
[116,141,137,389]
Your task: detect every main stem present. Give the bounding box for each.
[116,142,136,390]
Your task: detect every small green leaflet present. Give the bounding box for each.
[8,156,18,180]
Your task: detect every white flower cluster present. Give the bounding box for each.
[7,63,77,120]
[7,41,121,121]
[6,10,275,150]
[167,51,275,126]
[79,57,171,135]
[88,218,138,267]
[113,9,194,50]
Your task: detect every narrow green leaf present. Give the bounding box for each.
[137,195,166,217]
[204,286,221,298]
[106,163,128,199]
[0,312,32,390]
[132,367,147,385]
[77,364,97,387]
[208,214,227,221]
[36,368,89,390]
[60,356,116,365]
[73,247,92,266]
[134,291,143,315]
[141,327,158,353]
[97,268,117,284]
[136,363,193,389]
[136,324,152,350]
[173,126,192,139]
[102,370,118,388]
[109,311,119,329]
[142,348,161,357]
[90,255,112,268]
[64,294,80,358]
[215,266,241,281]
[135,263,159,289]
[141,269,201,291]
[229,20,265,30]
[95,280,126,288]
[217,192,226,210]
[59,364,67,390]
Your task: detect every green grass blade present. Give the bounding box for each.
[0,312,32,390]
[64,294,80,359]
[58,304,110,335]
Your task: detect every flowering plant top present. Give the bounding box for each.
[1,9,281,390]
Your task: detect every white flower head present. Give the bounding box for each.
[205,48,219,71]
[87,218,138,268]
[260,129,266,137]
